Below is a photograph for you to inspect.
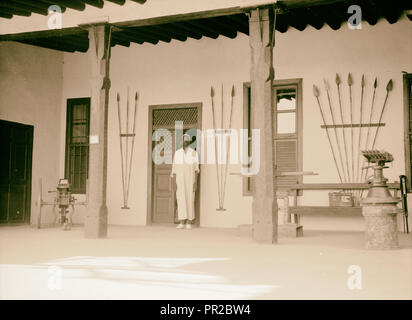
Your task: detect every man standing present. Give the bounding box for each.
[170,133,199,229]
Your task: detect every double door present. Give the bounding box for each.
[0,120,33,224]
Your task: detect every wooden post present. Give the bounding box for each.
[249,8,278,243]
[84,24,111,238]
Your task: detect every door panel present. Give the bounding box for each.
[0,184,9,222]
[0,120,33,224]
[9,184,26,222]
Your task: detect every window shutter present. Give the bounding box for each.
[274,139,298,188]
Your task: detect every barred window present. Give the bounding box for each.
[65,98,90,194]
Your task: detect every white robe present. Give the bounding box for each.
[171,147,199,221]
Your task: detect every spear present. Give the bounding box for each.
[335,73,350,185]
[314,85,344,183]
[371,79,393,149]
[125,87,130,200]
[348,73,354,185]
[116,92,126,207]
[221,85,235,210]
[324,79,346,183]
[211,87,222,209]
[360,77,377,187]
[125,92,138,208]
[362,79,393,198]
[219,84,225,209]
[354,75,365,200]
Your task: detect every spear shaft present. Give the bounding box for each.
[354,75,365,200]
[348,73,354,185]
[117,93,126,207]
[324,79,347,183]
[125,92,138,207]
[222,86,235,209]
[314,85,344,183]
[360,78,377,188]
[361,79,392,198]
[211,87,222,209]
[336,74,350,185]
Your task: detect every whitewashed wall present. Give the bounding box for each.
[1,15,410,230]
[58,16,412,229]
[0,41,63,225]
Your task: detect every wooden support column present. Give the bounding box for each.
[85,24,111,238]
[249,8,278,243]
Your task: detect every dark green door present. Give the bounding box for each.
[0,120,33,224]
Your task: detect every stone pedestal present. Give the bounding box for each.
[362,205,400,249]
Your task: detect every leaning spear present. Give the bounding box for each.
[117,93,126,208]
[371,79,393,149]
[362,79,393,198]
[211,87,222,210]
[314,85,344,183]
[348,73,354,185]
[354,75,365,200]
[360,77,377,187]
[125,92,138,208]
[221,85,235,211]
[324,79,346,183]
[336,73,351,185]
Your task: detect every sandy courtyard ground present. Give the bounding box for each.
[0,224,411,300]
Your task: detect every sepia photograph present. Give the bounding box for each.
[0,0,411,310]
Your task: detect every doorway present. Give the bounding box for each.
[0,120,33,224]
[147,103,202,225]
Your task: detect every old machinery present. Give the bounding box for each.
[37,178,87,230]
[360,150,401,249]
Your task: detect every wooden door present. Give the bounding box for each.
[152,130,176,224]
[150,105,201,225]
[0,120,33,224]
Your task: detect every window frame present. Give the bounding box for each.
[64,97,91,194]
[242,79,303,196]
[403,73,412,192]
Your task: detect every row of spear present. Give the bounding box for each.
[313,74,393,202]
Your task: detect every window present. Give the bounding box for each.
[273,80,303,190]
[243,83,252,195]
[65,98,90,194]
[243,79,302,195]
[404,73,412,191]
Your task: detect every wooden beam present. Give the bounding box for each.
[149,25,187,42]
[305,7,325,29]
[83,0,104,9]
[84,24,111,238]
[225,14,249,35]
[35,0,67,13]
[114,29,159,44]
[0,6,31,17]
[16,39,76,52]
[171,22,205,39]
[183,20,219,39]
[0,12,12,19]
[205,17,239,38]
[41,0,85,11]
[2,1,48,16]
[249,8,278,244]
[163,23,201,40]
[134,26,173,43]
[105,0,125,5]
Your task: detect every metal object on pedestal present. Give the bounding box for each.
[38,178,87,230]
[360,150,400,249]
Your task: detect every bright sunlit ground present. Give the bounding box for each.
[0,224,411,299]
